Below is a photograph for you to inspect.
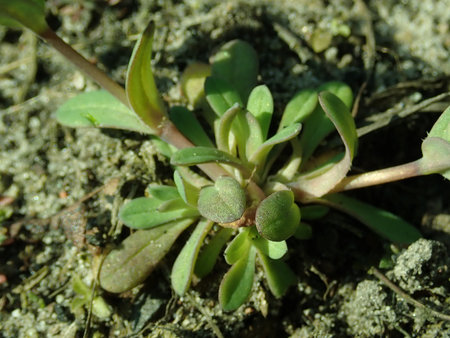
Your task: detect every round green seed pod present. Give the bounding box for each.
[255,190,300,241]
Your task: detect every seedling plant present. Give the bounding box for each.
[2,0,449,311]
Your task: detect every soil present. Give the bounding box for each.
[1,0,449,337]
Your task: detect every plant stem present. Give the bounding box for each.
[330,159,422,193]
[40,29,129,107]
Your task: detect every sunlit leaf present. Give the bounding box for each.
[171,219,214,295]
[321,194,421,244]
[247,85,273,139]
[224,228,251,265]
[216,104,241,152]
[56,90,153,134]
[174,170,200,206]
[292,91,357,198]
[249,123,302,166]
[211,40,258,103]
[99,218,195,293]
[258,252,296,298]
[244,111,265,160]
[180,62,211,108]
[119,197,199,229]
[195,228,234,278]
[197,176,246,224]
[250,230,288,260]
[170,146,244,170]
[0,0,48,34]
[169,106,214,147]
[219,246,256,311]
[205,76,243,116]
[126,21,166,131]
[146,184,179,201]
[279,89,318,129]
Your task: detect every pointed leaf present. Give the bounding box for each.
[205,76,243,116]
[171,219,214,295]
[99,218,194,293]
[56,90,153,133]
[211,40,258,103]
[0,0,48,34]
[169,106,214,147]
[119,197,199,229]
[249,123,302,166]
[197,176,246,224]
[170,146,244,169]
[219,246,256,311]
[195,228,234,278]
[293,91,357,197]
[247,85,273,139]
[322,194,421,244]
[258,252,296,298]
[146,184,179,201]
[279,89,318,129]
[126,21,166,131]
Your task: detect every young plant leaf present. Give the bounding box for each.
[244,111,265,160]
[170,146,245,170]
[300,205,330,220]
[420,106,450,179]
[250,230,288,260]
[119,197,199,229]
[321,194,421,244]
[224,228,251,265]
[216,104,241,152]
[56,90,153,134]
[195,227,234,278]
[219,246,256,311]
[126,21,166,132]
[171,219,214,295]
[255,190,301,242]
[99,218,195,293]
[0,0,48,34]
[298,82,353,164]
[293,222,313,239]
[147,184,180,201]
[197,176,246,224]
[292,91,358,198]
[249,123,302,166]
[173,170,200,206]
[205,76,243,116]
[151,136,177,158]
[169,106,214,147]
[180,62,211,108]
[211,40,258,103]
[279,89,318,129]
[247,85,274,139]
[257,252,297,298]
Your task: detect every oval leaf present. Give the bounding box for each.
[205,76,243,116]
[197,176,246,224]
[247,85,273,139]
[280,88,318,129]
[257,252,297,298]
[224,229,251,265]
[56,90,153,133]
[99,218,195,293]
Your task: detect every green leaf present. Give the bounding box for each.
[293,91,358,197]
[219,246,256,311]
[255,190,301,242]
[170,146,244,169]
[126,21,166,131]
[250,230,288,260]
[119,197,199,229]
[321,194,421,244]
[247,85,273,139]
[173,170,200,206]
[279,89,318,129]
[224,229,251,265]
[195,228,233,278]
[205,76,243,116]
[0,0,48,34]
[298,82,353,163]
[146,184,179,201]
[258,252,296,298]
[249,123,302,166]
[243,111,265,160]
[293,222,313,239]
[169,106,214,147]
[197,176,246,224]
[171,219,214,295]
[99,218,194,293]
[211,40,258,103]
[420,106,450,179]
[216,104,241,152]
[151,136,177,158]
[55,90,153,134]
[300,205,330,220]
[180,62,211,108]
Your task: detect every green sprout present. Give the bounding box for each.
[2,1,449,311]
